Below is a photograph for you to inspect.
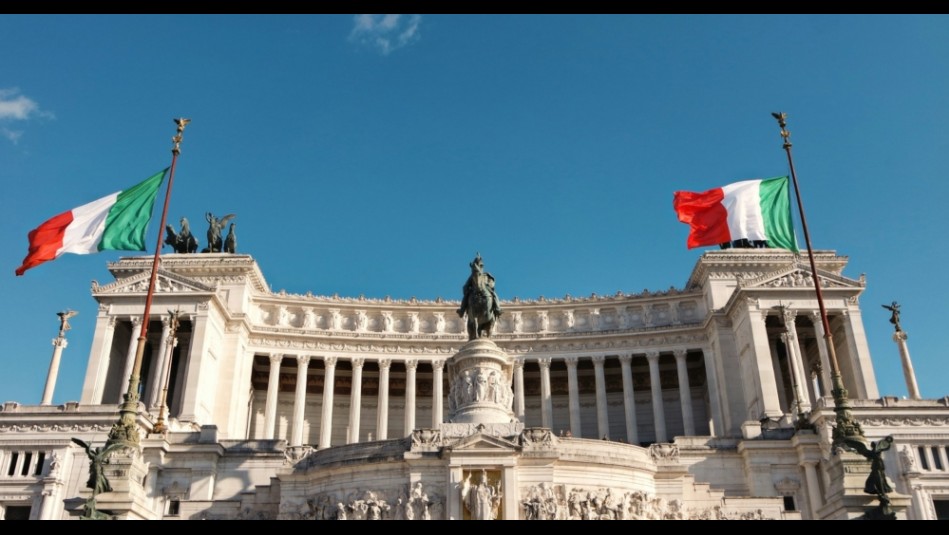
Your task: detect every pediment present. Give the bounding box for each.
[93,268,215,295]
[742,263,864,290]
[447,432,521,453]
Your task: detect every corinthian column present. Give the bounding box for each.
[432,360,445,427]
[404,359,418,434]
[618,354,639,445]
[348,358,364,444]
[41,337,68,406]
[145,316,172,409]
[538,357,553,428]
[119,316,143,400]
[290,355,311,447]
[263,353,283,440]
[808,311,833,397]
[376,359,391,439]
[565,357,581,437]
[319,356,337,449]
[893,331,921,400]
[592,355,609,439]
[781,308,811,412]
[513,360,525,422]
[673,348,695,436]
[646,350,667,443]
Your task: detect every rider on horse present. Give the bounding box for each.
[457,253,503,339]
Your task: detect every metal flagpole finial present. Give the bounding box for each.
[771,112,791,149]
[172,118,191,155]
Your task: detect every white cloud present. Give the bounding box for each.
[350,14,422,55]
[0,88,51,144]
[1,128,23,144]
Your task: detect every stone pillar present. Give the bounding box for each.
[748,309,784,419]
[41,337,68,405]
[145,317,172,409]
[911,485,930,520]
[119,316,143,400]
[838,308,879,399]
[701,346,725,437]
[893,331,921,400]
[376,359,391,439]
[781,332,809,415]
[290,355,310,447]
[673,348,695,436]
[347,358,365,444]
[782,309,812,412]
[83,315,117,404]
[769,337,789,411]
[646,350,667,443]
[802,460,823,518]
[318,357,337,449]
[404,359,418,434]
[263,353,283,440]
[513,360,525,422]
[618,354,639,445]
[538,357,553,428]
[432,360,445,427]
[808,311,833,397]
[565,357,582,437]
[592,355,609,439]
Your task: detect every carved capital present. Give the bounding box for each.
[106,315,118,328]
[537,357,552,369]
[513,360,524,371]
[350,357,365,369]
[565,356,579,367]
[323,356,338,368]
[269,353,284,365]
[404,359,418,371]
[618,354,632,365]
[645,349,660,361]
[297,354,311,367]
[431,359,445,372]
[781,306,797,325]
[672,348,688,360]
[591,355,606,366]
[378,358,392,371]
[129,316,143,326]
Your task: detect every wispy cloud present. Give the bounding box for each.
[350,14,421,55]
[0,88,51,144]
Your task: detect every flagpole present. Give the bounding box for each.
[107,118,190,449]
[771,112,865,445]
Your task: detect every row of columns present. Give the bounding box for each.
[521,349,711,443]
[262,355,446,448]
[262,349,715,448]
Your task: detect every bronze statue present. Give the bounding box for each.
[204,212,236,253]
[457,253,503,340]
[72,438,123,496]
[71,437,125,519]
[56,309,78,337]
[882,301,902,332]
[224,222,237,254]
[164,217,199,254]
[839,435,895,517]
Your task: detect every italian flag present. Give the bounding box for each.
[673,176,798,251]
[15,169,168,276]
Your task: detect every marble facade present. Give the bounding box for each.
[0,249,947,519]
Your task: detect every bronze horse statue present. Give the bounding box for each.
[457,253,503,340]
[164,217,198,254]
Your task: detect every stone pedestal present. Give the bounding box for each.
[447,339,516,425]
[817,450,910,520]
[92,447,160,520]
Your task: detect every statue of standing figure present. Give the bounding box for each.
[461,470,502,520]
[839,435,896,518]
[882,301,902,332]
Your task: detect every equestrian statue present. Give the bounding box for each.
[457,253,503,341]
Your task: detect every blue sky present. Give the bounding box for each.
[1,15,946,405]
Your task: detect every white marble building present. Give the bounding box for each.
[1,249,947,520]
